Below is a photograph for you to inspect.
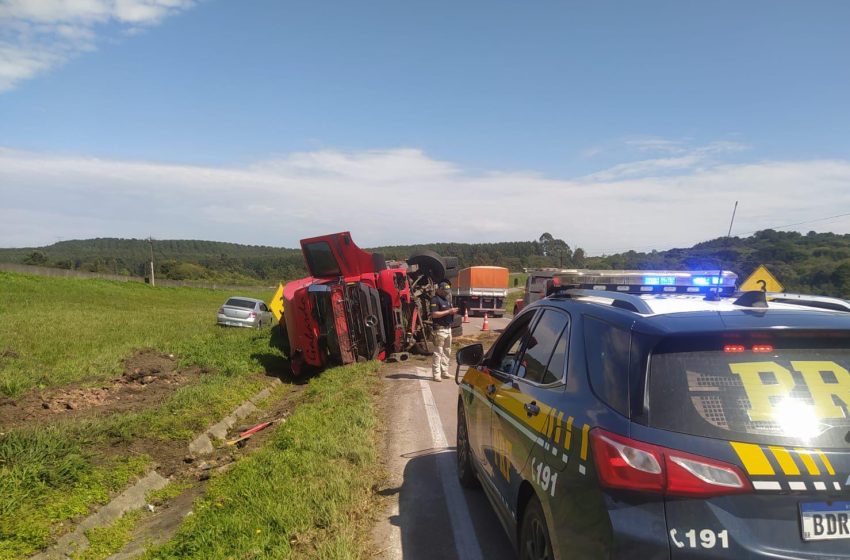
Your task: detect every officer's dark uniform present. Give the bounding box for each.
[430,281,455,380]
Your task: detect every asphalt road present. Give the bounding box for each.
[372,315,515,560]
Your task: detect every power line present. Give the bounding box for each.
[735,211,850,237]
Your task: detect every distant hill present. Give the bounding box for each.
[2,230,850,296]
[0,238,305,285]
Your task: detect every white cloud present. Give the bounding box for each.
[624,137,690,154]
[0,0,195,92]
[2,146,849,254]
[583,140,751,181]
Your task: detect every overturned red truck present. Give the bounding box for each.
[279,232,461,375]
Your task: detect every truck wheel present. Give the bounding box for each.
[406,250,446,283]
[519,495,553,560]
[272,323,291,357]
[457,401,480,489]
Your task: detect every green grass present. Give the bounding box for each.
[147,481,195,506]
[0,272,286,558]
[504,288,524,316]
[509,271,528,289]
[73,509,145,560]
[146,361,382,560]
[0,271,274,397]
[0,439,150,560]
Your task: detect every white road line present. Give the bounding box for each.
[419,379,484,560]
[385,499,403,558]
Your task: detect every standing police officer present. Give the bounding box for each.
[430,280,458,381]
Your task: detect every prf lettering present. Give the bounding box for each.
[729,361,850,422]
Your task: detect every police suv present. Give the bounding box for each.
[454,270,850,559]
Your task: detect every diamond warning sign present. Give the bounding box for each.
[270,283,285,320]
[740,265,784,293]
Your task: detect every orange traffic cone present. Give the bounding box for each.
[481,313,489,332]
[462,308,469,324]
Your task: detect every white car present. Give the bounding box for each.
[216,297,273,328]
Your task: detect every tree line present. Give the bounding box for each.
[3,230,850,296]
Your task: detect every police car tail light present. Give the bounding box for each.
[590,430,664,492]
[591,429,752,497]
[666,453,752,497]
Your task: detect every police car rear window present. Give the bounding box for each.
[648,332,850,449]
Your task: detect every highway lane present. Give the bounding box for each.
[372,315,515,560]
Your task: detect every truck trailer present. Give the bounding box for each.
[450,266,509,318]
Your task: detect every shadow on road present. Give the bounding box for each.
[391,448,515,560]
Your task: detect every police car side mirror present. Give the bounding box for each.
[456,343,483,366]
[454,343,484,385]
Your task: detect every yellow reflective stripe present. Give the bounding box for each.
[768,446,800,476]
[547,411,557,440]
[580,424,590,461]
[816,450,836,476]
[794,449,821,476]
[564,416,574,450]
[552,411,564,445]
[731,442,775,475]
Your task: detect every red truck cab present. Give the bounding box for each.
[283,232,409,374]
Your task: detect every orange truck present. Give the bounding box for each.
[450,266,509,318]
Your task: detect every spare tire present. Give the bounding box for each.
[407,250,446,282]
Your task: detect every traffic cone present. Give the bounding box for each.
[462,308,470,324]
[481,313,489,332]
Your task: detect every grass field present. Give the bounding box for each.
[0,272,274,397]
[146,361,381,559]
[0,272,283,558]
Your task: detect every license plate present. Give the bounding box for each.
[800,501,850,541]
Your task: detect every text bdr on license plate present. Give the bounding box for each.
[800,501,850,541]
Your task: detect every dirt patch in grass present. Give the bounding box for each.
[96,382,309,558]
[0,349,203,429]
[452,331,500,349]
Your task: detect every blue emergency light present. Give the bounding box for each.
[549,269,738,297]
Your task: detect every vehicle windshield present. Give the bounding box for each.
[648,332,850,449]
[225,298,256,309]
[303,241,341,277]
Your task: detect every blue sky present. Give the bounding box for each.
[1,0,849,252]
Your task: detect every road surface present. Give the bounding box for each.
[372,314,515,560]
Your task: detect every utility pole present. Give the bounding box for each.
[148,237,156,287]
[726,201,739,238]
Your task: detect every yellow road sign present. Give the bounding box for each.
[740,265,784,293]
[270,282,285,320]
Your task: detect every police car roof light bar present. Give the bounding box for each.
[546,269,738,298]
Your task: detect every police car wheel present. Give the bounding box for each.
[519,496,553,560]
[456,402,479,489]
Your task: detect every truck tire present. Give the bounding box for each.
[271,322,291,358]
[407,250,446,283]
